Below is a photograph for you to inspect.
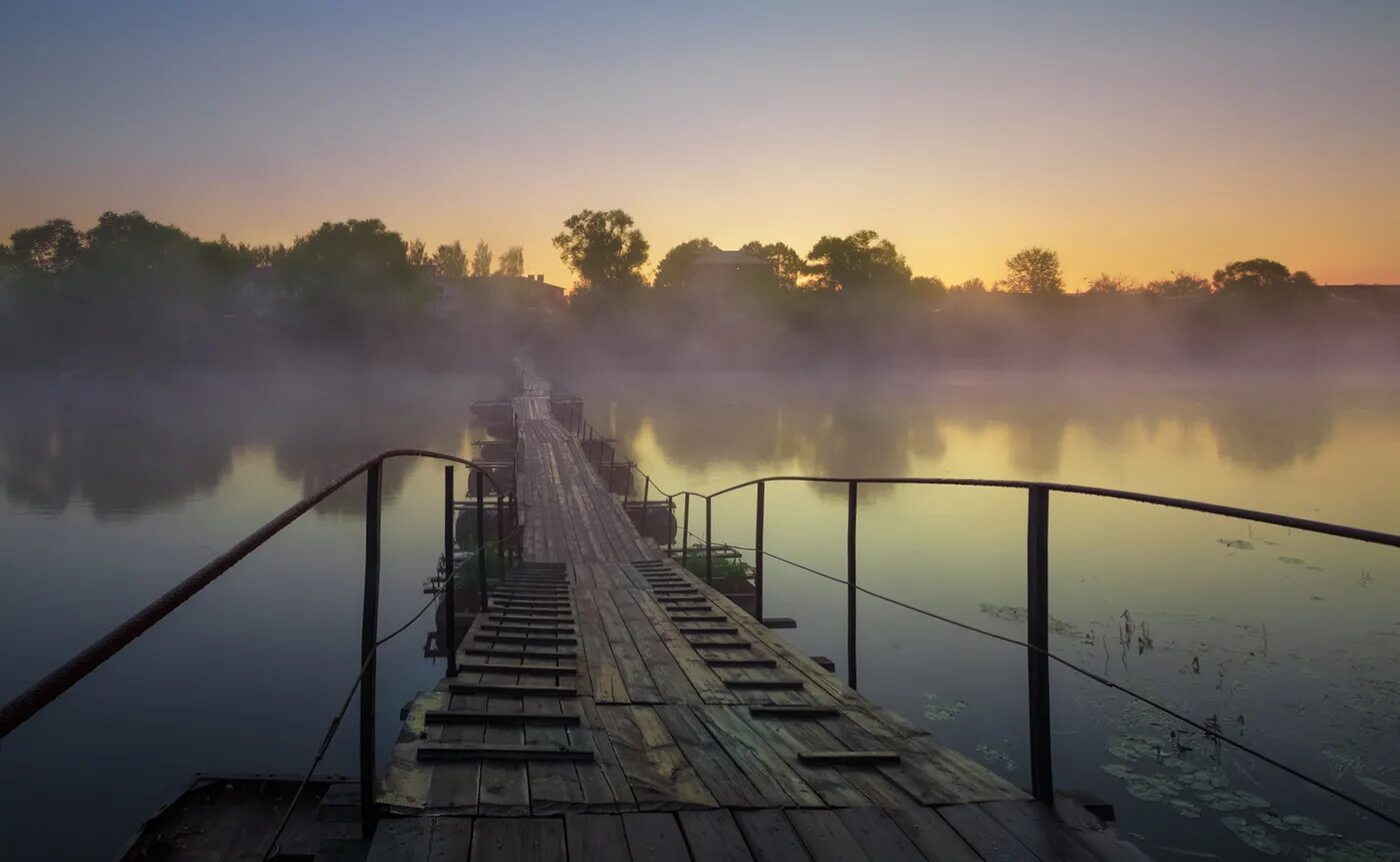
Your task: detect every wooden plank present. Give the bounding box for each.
[593,590,664,704]
[565,814,629,862]
[785,810,871,862]
[703,657,777,668]
[724,679,804,691]
[366,817,434,861]
[448,681,576,697]
[480,623,577,634]
[885,808,981,862]
[479,696,531,816]
[748,706,840,718]
[692,706,822,809]
[797,750,901,766]
[835,808,927,862]
[461,647,576,660]
[685,640,752,649]
[622,812,690,862]
[572,698,635,812]
[426,709,580,726]
[981,800,1119,862]
[471,816,566,862]
[678,810,757,862]
[735,810,813,862]
[653,705,768,807]
[594,705,718,810]
[630,591,737,706]
[426,691,485,811]
[777,718,916,809]
[574,589,628,704]
[417,742,595,762]
[524,693,587,815]
[729,709,867,808]
[676,626,739,635]
[427,817,473,861]
[456,662,576,676]
[471,634,577,646]
[938,805,1038,862]
[761,618,797,629]
[609,590,703,705]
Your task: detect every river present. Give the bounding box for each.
[2,369,1398,860]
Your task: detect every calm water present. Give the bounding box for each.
[2,370,1398,860]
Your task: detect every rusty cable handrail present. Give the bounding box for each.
[0,448,511,740]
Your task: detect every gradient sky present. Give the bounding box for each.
[3,0,1397,289]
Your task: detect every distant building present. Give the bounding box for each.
[427,274,567,319]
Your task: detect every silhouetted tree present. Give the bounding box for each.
[470,240,493,278]
[911,275,948,300]
[1003,247,1064,295]
[0,243,12,270]
[280,219,416,330]
[1211,258,1322,304]
[1085,273,1136,294]
[653,238,717,290]
[949,277,986,295]
[496,245,525,277]
[433,241,468,278]
[1145,272,1209,298]
[740,241,807,290]
[806,230,911,293]
[552,209,649,292]
[407,239,428,267]
[10,219,84,275]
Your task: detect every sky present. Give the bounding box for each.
[2,0,1398,289]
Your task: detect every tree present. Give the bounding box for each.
[806,230,911,293]
[949,277,987,295]
[10,218,84,275]
[1085,273,1136,294]
[497,245,525,277]
[1211,258,1322,304]
[433,241,468,278]
[0,243,12,270]
[470,241,493,278]
[1145,272,1209,298]
[552,209,649,291]
[406,239,428,267]
[911,275,948,300]
[740,241,807,290]
[280,219,416,327]
[1003,247,1064,295]
[653,238,717,290]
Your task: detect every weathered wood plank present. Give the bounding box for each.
[523,694,587,815]
[622,812,691,862]
[939,804,1038,862]
[835,808,927,862]
[691,706,822,808]
[679,809,757,862]
[564,814,629,862]
[652,705,768,807]
[885,807,981,862]
[426,709,580,726]
[417,742,595,762]
[785,810,871,862]
[471,816,566,862]
[595,705,718,810]
[734,809,813,862]
[366,817,434,861]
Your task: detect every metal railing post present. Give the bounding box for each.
[495,491,506,575]
[641,479,649,538]
[681,494,691,567]
[755,481,765,621]
[624,462,632,504]
[475,470,488,609]
[443,466,456,676]
[666,495,675,556]
[359,462,383,834]
[705,495,713,585]
[1027,485,1053,802]
[847,480,857,690]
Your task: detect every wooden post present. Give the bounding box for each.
[475,471,487,609]
[443,466,456,676]
[847,481,857,690]
[754,481,766,621]
[681,494,691,567]
[705,496,713,585]
[1027,485,1053,802]
[359,463,382,835]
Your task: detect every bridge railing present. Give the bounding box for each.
[550,392,1400,827]
[0,447,521,839]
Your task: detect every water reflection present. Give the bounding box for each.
[576,373,1354,483]
[0,371,502,516]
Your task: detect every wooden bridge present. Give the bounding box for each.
[364,369,1152,861]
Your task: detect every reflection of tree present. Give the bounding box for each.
[0,372,499,518]
[567,373,1354,487]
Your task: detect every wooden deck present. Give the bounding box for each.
[372,371,1150,860]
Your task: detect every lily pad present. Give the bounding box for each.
[1222,815,1282,855]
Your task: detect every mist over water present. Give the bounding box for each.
[1,366,1398,859]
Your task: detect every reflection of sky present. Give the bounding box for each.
[3,1,1398,288]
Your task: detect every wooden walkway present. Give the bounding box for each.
[372,370,1151,861]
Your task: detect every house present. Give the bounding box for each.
[683,250,775,299]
